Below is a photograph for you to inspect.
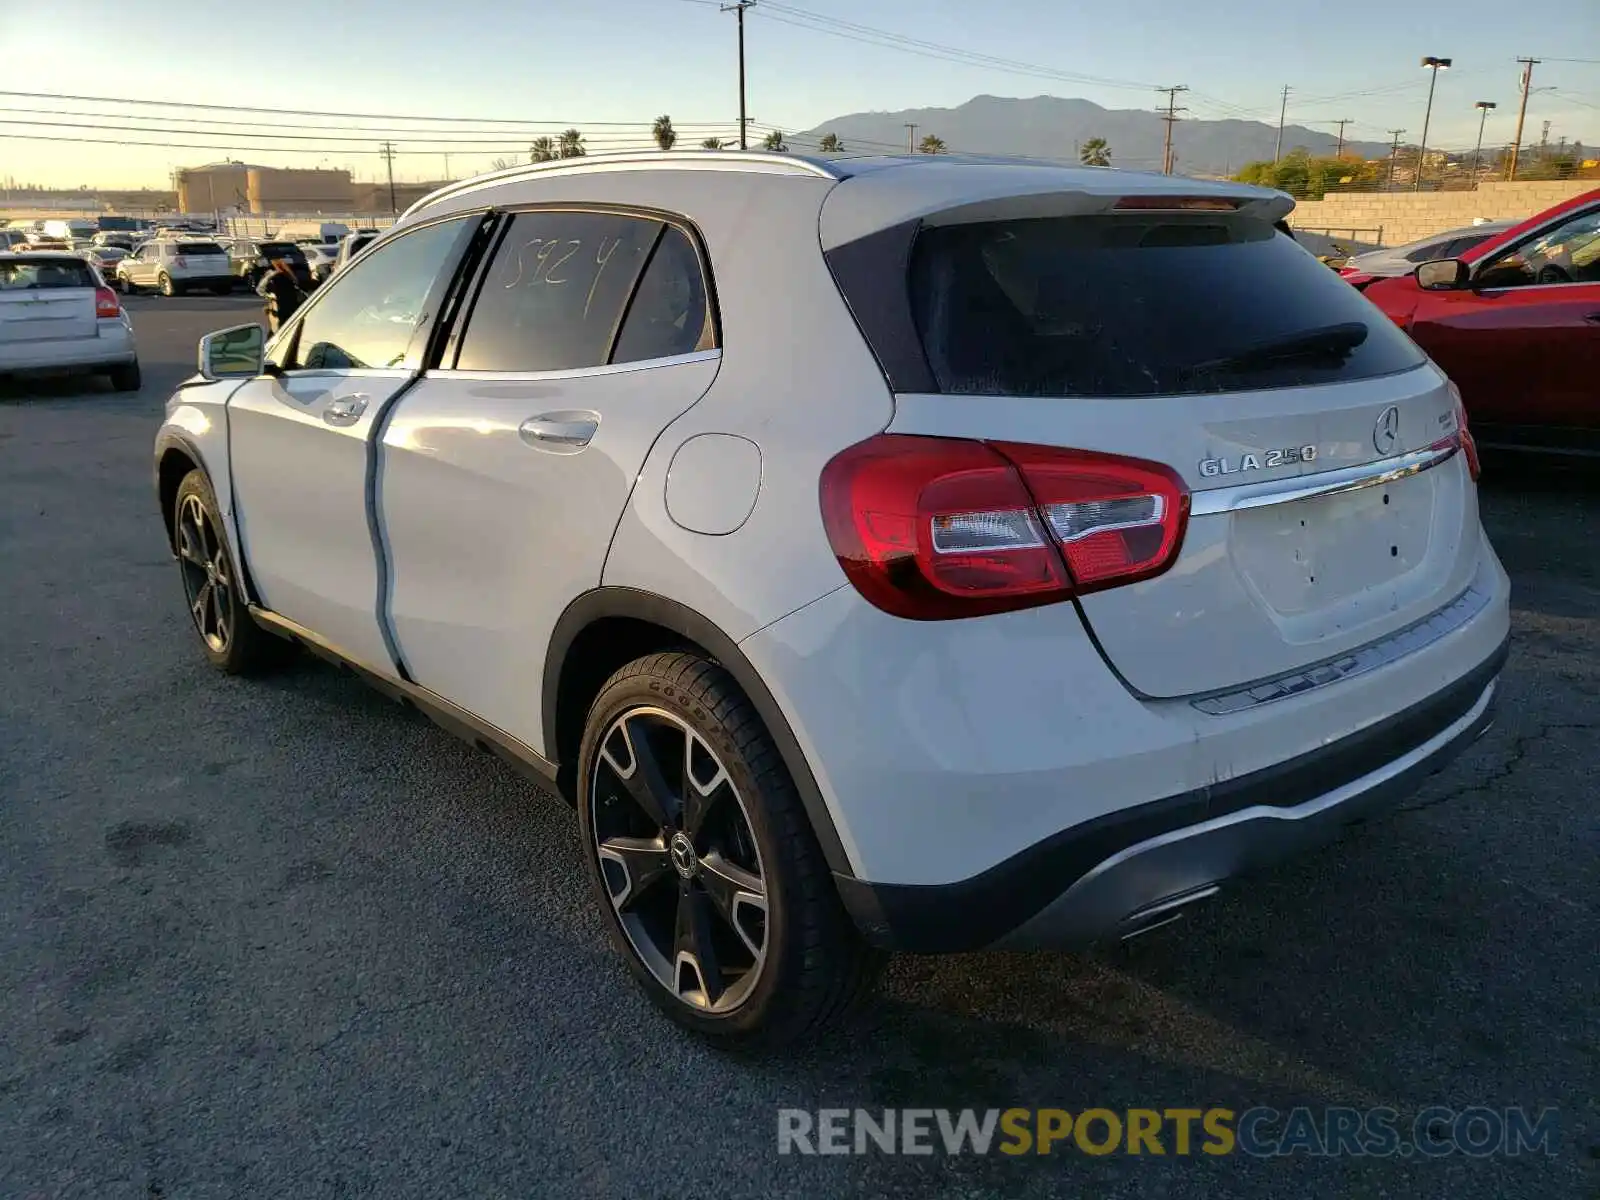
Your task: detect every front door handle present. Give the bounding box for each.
[324,394,369,426]
[519,412,598,450]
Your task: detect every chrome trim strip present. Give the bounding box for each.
[1190,441,1460,517]
[423,348,720,383]
[1191,584,1491,715]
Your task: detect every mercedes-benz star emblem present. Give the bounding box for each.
[669,832,698,879]
[1373,405,1401,455]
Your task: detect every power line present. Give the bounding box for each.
[0,89,733,128]
[746,1,1157,91]
[0,115,672,150]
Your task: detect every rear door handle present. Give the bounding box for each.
[519,412,598,450]
[323,394,369,425]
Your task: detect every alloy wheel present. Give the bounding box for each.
[589,706,769,1014]
[176,493,232,654]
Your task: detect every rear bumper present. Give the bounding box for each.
[0,323,136,371]
[834,639,1504,951]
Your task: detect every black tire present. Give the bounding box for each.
[159,273,178,297]
[171,469,292,675]
[577,651,882,1049]
[107,361,141,392]
[118,275,135,296]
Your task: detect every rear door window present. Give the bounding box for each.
[453,210,661,372]
[908,214,1426,397]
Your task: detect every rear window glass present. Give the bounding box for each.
[909,215,1426,397]
[258,243,307,261]
[177,242,225,255]
[0,259,97,289]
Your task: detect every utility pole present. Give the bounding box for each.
[1507,56,1539,180]
[380,141,397,214]
[1388,129,1405,190]
[1273,85,1291,162]
[443,152,450,181]
[904,123,918,152]
[1157,85,1189,174]
[721,1,756,150]
[1333,118,1352,157]
[1539,119,1551,159]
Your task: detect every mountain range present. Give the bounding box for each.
[793,95,1395,176]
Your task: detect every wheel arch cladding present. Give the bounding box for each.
[544,588,855,877]
[156,441,201,553]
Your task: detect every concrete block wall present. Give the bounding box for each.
[1286,180,1594,248]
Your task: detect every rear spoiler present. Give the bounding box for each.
[820,165,1292,251]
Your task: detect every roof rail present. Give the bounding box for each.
[401,150,844,221]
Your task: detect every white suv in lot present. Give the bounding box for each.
[116,238,233,296]
[153,153,1509,1046]
[1,251,140,389]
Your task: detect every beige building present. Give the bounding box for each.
[176,162,356,215]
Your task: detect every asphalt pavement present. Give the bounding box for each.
[1,295,1595,1199]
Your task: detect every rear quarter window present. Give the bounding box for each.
[907,214,1426,397]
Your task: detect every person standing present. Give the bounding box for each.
[256,258,305,334]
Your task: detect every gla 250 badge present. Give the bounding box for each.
[1198,445,1318,478]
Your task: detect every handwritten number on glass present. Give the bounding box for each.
[504,235,586,289]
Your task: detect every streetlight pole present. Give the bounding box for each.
[1470,101,1497,184]
[1415,56,1452,191]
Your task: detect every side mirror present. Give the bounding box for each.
[198,323,265,380]
[1415,258,1470,291]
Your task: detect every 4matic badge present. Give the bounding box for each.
[1198,445,1318,477]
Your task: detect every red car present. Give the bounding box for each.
[1363,187,1600,459]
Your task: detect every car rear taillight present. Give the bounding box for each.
[94,286,120,318]
[1447,382,1481,481]
[819,434,1190,620]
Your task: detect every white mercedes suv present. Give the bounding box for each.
[153,153,1509,1046]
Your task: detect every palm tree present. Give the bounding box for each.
[1079,136,1111,167]
[557,129,586,159]
[529,137,556,163]
[762,129,788,152]
[490,156,515,171]
[918,134,947,155]
[652,115,677,152]
[700,137,727,150]
[818,133,844,153]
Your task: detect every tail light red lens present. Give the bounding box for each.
[1447,382,1481,481]
[819,434,1189,620]
[93,286,120,318]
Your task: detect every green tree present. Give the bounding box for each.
[652,115,677,152]
[918,134,947,154]
[762,129,789,152]
[1079,136,1112,167]
[558,129,586,159]
[700,137,727,150]
[529,137,557,163]
[818,133,844,153]
[1231,149,1378,200]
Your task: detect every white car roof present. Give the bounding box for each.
[402,151,1292,249]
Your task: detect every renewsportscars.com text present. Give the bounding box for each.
[777,1106,1558,1158]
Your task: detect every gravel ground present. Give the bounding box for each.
[1,294,1594,1199]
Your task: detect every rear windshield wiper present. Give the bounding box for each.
[1181,321,1369,377]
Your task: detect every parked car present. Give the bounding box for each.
[115,238,233,296]
[79,245,130,274]
[227,239,312,290]
[0,230,29,250]
[302,242,341,285]
[25,237,73,252]
[1363,187,1600,458]
[154,154,1508,1046]
[93,231,139,251]
[331,228,380,275]
[0,251,140,390]
[1340,220,1519,290]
